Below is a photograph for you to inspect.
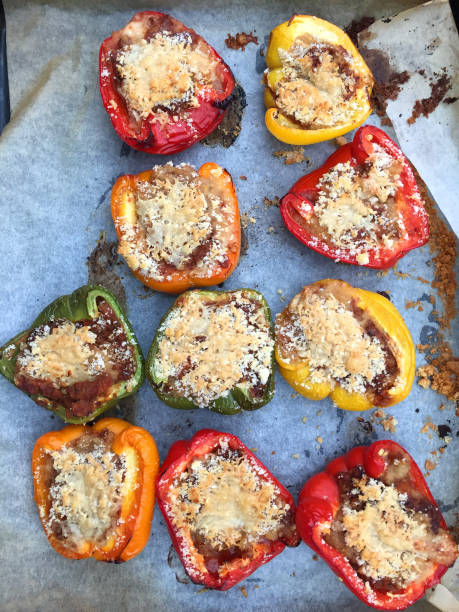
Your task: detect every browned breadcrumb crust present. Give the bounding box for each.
[372,69,411,117]
[444,96,458,104]
[225,31,258,51]
[344,16,375,46]
[273,148,305,165]
[408,70,452,125]
[410,170,458,403]
[372,408,398,433]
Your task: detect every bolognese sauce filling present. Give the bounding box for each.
[14,299,136,418]
[325,452,458,592]
[39,429,126,552]
[270,33,370,129]
[154,291,274,407]
[116,163,238,284]
[111,15,225,125]
[275,280,399,404]
[290,143,408,264]
[165,440,296,578]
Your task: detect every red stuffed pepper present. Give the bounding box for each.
[156,429,299,590]
[296,441,458,610]
[99,11,235,155]
[280,126,429,269]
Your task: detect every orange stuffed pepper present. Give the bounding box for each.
[32,418,159,562]
[264,15,373,145]
[111,162,241,294]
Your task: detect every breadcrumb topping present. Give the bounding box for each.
[276,286,387,395]
[272,34,369,129]
[116,163,237,283]
[154,291,273,407]
[45,433,125,551]
[116,32,217,119]
[164,441,292,576]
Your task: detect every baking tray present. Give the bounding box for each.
[0,1,457,611]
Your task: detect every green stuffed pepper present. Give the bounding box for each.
[0,285,144,424]
[147,289,275,414]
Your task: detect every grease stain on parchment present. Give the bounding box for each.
[87,238,126,309]
[200,82,247,148]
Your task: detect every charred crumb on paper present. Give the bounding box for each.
[263,196,280,209]
[200,82,246,148]
[225,31,258,51]
[273,147,305,165]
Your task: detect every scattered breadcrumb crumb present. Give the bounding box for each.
[241,213,249,229]
[249,216,256,224]
[240,175,247,181]
[371,408,398,432]
[317,410,322,416]
[263,196,280,209]
[249,447,258,452]
[239,586,249,597]
[312,554,319,561]
[424,458,438,475]
[267,226,275,233]
[317,436,323,444]
[225,32,258,51]
[292,453,300,459]
[335,136,347,146]
[196,588,209,594]
[302,417,307,424]
[273,147,305,165]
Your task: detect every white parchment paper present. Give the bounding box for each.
[0,2,457,611]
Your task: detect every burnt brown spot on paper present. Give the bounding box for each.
[408,69,452,124]
[201,82,247,148]
[87,239,126,309]
[225,31,258,51]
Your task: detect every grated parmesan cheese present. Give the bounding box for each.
[154,291,274,407]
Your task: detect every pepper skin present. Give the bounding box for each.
[111,163,241,294]
[280,125,429,268]
[99,11,235,155]
[275,279,415,411]
[156,429,299,590]
[147,289,275,414]
[0,285,144,424]
[32,418,159,562]
[264,15,373,145]
[296,441,458,610]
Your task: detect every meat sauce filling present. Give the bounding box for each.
[325,451,458,592]
[168,444,296,577]
[15,299,136,418]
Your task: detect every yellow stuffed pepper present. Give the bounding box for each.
[275,279,414,411]
[264,15,373,145]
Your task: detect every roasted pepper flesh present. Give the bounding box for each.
[275,279,415,411]
[99,11,235,155]
[32,418,159,562]
[280,125,430,268]
[264,15,373,145]
[156,429,299,590]
[111,162,241,294]
[0,285,144,424]
[296,441,458,610]
[147,289,275,414]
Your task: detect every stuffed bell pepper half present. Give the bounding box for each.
[147,289,275,414]
[0,285,144,423]
[156,429,299,589]
[32,418,159,562]
[280,125,429,268]
[264,15,373,145]
[100,11,235,154]
[275,279,414,411]
[111,162,240,294]
[296,440,458,609]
